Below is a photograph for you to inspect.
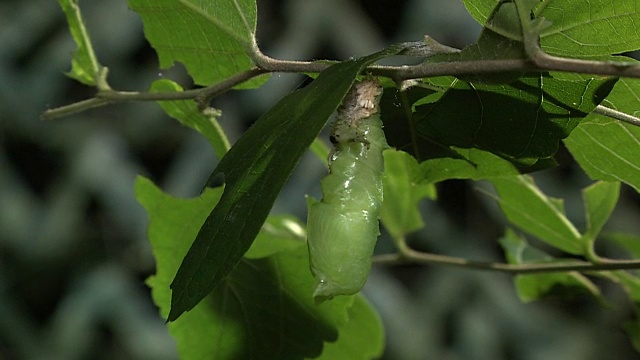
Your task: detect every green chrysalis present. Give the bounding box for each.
[307,79,388,302]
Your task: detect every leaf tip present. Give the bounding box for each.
[166,293,187,322]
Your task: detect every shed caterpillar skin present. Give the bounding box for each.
[306,80,388,301]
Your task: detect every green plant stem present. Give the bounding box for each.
[373,244,640,274]
[397,87,421,159]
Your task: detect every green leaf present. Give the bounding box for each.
[57,0,103,86]
[312,296,384,360]
[134,175,222,325]
[415,75,615,161]
[409,2,619,163]
[490,175,583,255]
[608,272,640,303]
[419,147,555,182]
[564,78,640,193]
[603,233,640,259]
[499,229,604,303]
[380,149,436,240]
[378,84,440,160]
[168,47,404,321]
[538,1,640,57]
[244,214,306,259]
[598,270,640,347]
[581,181,620,244]
[461,0,501,26]
[462,0,640,57]
[309,137,331,169]
[128,0,264,86]
[460,12,527,60]
[380,84,557,172]
[462,0,550,43]
[379,147,554,240]
[136,177,383,359]
[625,319,640,353]
[151,79,230,159]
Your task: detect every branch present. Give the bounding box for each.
[594,105,640,127]
[194,68,268,108]
[44,33,640,121]
[251,37,640,80]
[41,68,266,120]
[41,97,111,120]
[373,240,640,274]
[250,38,333,74]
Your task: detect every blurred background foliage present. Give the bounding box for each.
[1,0,639,359]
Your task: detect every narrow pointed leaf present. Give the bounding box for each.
[57,0,102,85]
[604,233,640,260]
[490,175,583,255]
[581,181,620,243]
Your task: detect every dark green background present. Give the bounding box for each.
[1,0,639,359]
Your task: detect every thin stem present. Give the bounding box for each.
[380,228,640,274]
[514,0,539,59]
[534,53,640,78]
[257,56,640,82]
[41,90,193,120]
[252,39,640,80]
[44,55,640,122]
[41,97,110,120]
[594,105,640,127]
[98,88,205,101]
[372,247,640,274]
[195,68,267,109]
[41,68,267,120]
[249,39,334,73]
[397,85,421,159]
